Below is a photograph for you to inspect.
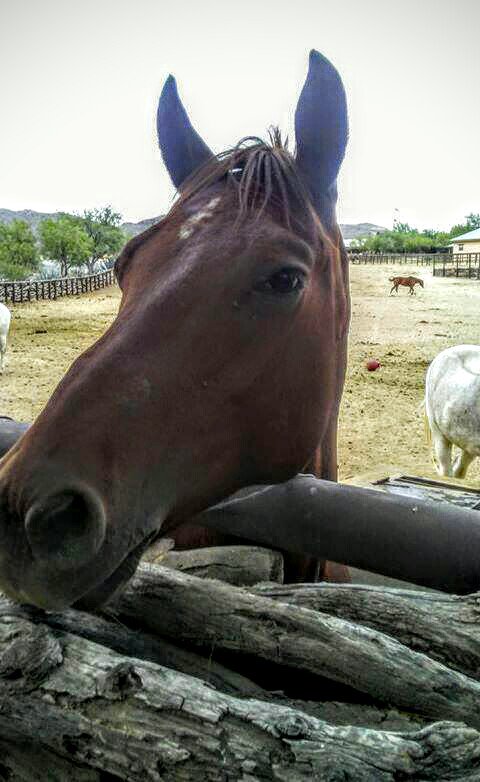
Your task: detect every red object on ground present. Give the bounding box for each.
[366,359,381,371]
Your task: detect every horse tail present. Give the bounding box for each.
[388,277,395,282]
[418,399,432,446]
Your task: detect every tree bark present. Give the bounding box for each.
[149,544,284,586]
[20,599,265,700]
[2,603,480,781]
[252,581,480,682]
[0,597,427,732]
[0,739,102,781]
[114,564,480,730]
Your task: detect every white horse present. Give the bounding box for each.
[0,302,11,374]
[425,344,480,478]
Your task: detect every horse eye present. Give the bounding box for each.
[257,267,306,295]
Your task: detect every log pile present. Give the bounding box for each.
[2,545,480,780]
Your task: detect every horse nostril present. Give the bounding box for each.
[25,486,106,570]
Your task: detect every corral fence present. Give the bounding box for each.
[0,269,115,304]
[349,251,480,279]
[2,464,480,777]
[349,251,439,266]
[432,253,480,279]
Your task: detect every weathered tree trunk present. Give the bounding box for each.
[1,476,480,779]
[2,600,480,781]
[115,564,480,730]
[1,597,425,731]
[29,599,265,699]
[252,581,480,682]
[0,739,102,781]
[86,257,97,274]
[148,544,284,585]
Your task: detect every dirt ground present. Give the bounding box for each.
[1,264,479,484]
[340,264,480,483]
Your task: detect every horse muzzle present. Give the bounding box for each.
[0,474,155,610]
[24,485,106,571]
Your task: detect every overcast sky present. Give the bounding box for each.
[1,0,479,230]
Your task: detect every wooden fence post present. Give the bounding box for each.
[0,269,116,304]
[0,269,115,304]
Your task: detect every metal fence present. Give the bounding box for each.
[349,252,438,266]
[0,269,115,304]
[349,252,480,279]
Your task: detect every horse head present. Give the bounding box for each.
[0,50,350,609]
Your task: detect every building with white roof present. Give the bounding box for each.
[449,227,480,254]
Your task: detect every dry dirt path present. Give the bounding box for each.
[1,264,479,483]
[340,263,480,482]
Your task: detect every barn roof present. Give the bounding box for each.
[449,227,480,243]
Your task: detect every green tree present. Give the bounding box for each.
[81,206,126,273]
[0,220,39,280]
[393,220,415,234]
[40,215,93,277]
[449,214,480,239]
[466,213,480,230]
[352,227,449,254]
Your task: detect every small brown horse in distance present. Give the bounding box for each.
[0,51,350,610]
[389,275,424,295]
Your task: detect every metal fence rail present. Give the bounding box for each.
[349,252,439,266]
[0,269,115,304]
[349,252,480,279]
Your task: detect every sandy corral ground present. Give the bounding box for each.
[1,264,479,484]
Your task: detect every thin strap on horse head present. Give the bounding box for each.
[157,50,348,236]
[118,130,335,277]
[172,128,326,242]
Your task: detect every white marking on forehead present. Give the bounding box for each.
[179,197,221,240]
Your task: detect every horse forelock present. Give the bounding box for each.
[116,129,338,280]
[175,128,326,241]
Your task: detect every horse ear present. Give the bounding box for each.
[295,50,348,215]
[157,75,213,189]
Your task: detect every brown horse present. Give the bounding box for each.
[0,50,350,610]
[389,275,424,295]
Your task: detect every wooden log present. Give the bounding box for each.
[8,599,265,700]
[1,606,480,780]
[115,564,480,728]
[5,598,424,732]
[3,416,480,594]
[269,698,428,732]
[0,739,102,781]
[151,544,284,586]
[251,582,480,682]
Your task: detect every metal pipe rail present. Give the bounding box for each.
[198,475,480,594]
[2,420,480,594]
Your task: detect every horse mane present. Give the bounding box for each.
[118,129,330,269]
[176,128,317,233]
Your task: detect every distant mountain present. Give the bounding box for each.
[0,207,163,238]
[340,222,387,246]
[123,219,388,241]
[0,208,63,233]
[121,216,162,236]
[0,208,386,242]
